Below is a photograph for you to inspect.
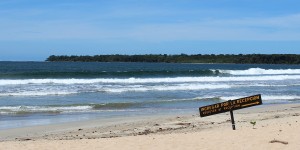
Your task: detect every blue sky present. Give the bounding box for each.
[0,0,300,61]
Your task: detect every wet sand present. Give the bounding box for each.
[0,103,300,150]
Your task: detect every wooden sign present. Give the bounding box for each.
[199,94,262,117]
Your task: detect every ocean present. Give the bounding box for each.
[0,62,300,129]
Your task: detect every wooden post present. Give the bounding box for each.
[230,110,236,130]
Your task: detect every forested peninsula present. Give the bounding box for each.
[46,54,300,64]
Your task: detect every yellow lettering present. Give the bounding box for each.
[221,102,229,107]
[211,105,215,109]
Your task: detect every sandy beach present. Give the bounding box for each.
[0,103,300,150]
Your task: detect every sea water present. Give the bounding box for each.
[0,62,300,129]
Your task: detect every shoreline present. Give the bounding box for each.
[0,103,299,149]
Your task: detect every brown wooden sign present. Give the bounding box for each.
[199,94,262,117]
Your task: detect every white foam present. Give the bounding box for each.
[104,84,231,93]
[220,68,300,75]
[0,105,93,113]
[1,77,300,96]
[0,83,231,96]
[0,105,139,114]
[220,95,300,101]
[0,91,78,97]
[1,75,300,85]
[262,95,300,101]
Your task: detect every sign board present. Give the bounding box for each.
[199,94,262,117]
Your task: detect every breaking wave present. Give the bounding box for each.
[220,95,300,101]
[220,68,300,75]
[1,75,300,86]
[0,97,214,114]
[2,94,299,114]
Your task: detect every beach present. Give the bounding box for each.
[1,0,300,149]
[1,62,300,149]
[1,103,299,150]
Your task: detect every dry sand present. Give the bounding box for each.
[0,103,300,150]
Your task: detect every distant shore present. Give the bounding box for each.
[46,54,300,64]
[1,103,300,150]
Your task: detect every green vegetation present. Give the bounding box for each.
[46,54,300,64]
[250,121,257,129]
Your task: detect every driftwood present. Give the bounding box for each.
[175,123,191,126]
[269,139,289,145]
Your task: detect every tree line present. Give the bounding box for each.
[46,54,300,64]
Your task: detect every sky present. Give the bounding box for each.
[0,0,300,61]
